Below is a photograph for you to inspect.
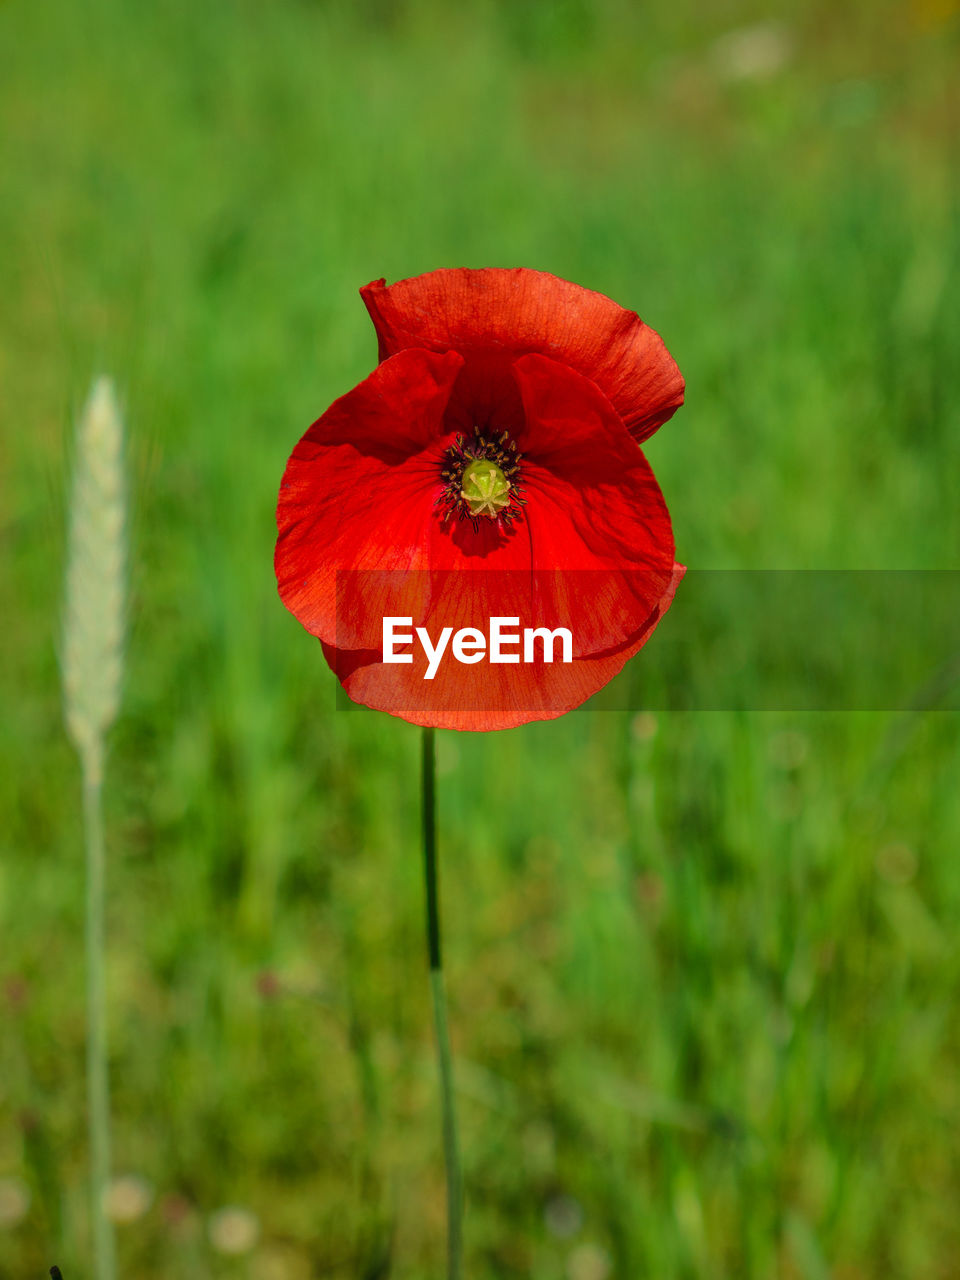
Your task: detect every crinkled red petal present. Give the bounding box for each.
[320,564,685,731]
[275,347,464,644]
[511,353,676,655]
[361,268,684,443]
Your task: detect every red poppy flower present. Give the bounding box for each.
[275,268,685,731]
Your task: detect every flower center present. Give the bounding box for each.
[438,428,526,528]
[461,458,511,517]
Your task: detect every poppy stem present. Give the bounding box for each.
[82,759,116,1280]
[421,727,463,1279]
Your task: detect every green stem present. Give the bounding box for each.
[83,759,116,1280]
[421,728,462,1280]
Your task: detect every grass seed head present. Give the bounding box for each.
[62,377,127,778]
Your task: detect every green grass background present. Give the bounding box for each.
[2,0,960,1276]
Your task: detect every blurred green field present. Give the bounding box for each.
[2,0,960,1276]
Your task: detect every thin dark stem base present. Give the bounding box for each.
[421,728,463,1280]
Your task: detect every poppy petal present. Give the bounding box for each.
[361,268,684,442]
[320,563,684,731]
[513,352,677,654]
[392,346,676,656]
[275,347,463,645]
